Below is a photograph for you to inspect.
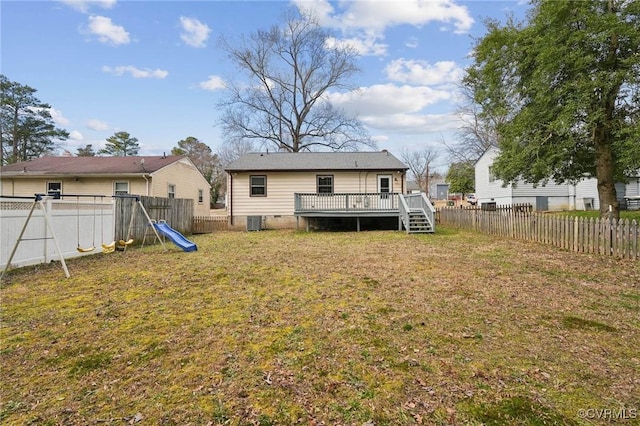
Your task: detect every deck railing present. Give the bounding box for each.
[294,192,400,212]
[403,192,436,227]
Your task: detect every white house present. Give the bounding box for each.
[475,147,639,211]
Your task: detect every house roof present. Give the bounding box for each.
[225,151,408,172]
[0,156,184,177]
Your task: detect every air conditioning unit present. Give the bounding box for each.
[247,216,262,231]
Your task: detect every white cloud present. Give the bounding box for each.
[199,75,226,91]
[385,59,463,85]
[361,112,461,134]
[329,84,452,116]
[326,82,459,135]
[325,35,387,56]
[179,17,211,48]
[69,130,84,140]
[293,0,474,57]
[60,0,116,13]
[87,15,130,45]
[371,134,389,143]
[324,0,473,34]
[86,119,109,131]
[102,65,168,79]
[48,108,70,126]
[405,37,419,49]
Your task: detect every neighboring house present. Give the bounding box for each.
[406,177,449,200]
[0,155,211,216]
[475,147,640,211]
[428,177,450,200]
[224,150,435,233]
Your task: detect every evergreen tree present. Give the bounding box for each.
[99,131,140,156]
[1,74,69,164]
[76,144,96,157]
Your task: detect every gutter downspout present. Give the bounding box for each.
[228,173,233,226]
[142,174,150,196]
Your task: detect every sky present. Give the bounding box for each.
[1,0,529,170]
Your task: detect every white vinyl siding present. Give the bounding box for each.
[475,148,511,203]
[230,171,404,217]
[626,178,640,197]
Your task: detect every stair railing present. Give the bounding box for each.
[402,193,436,232]
[398,194,411,233]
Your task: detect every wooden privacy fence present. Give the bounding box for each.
[193,216,228,233]
[115,196,193,243]
[439,205,639,260]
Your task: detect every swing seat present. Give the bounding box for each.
[77,246,95,253]
[118,238,134,246]
[102,241,116,253]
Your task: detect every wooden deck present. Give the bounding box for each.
[294,192,436,233]
[294,192,401,216]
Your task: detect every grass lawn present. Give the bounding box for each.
[1,228,639,425]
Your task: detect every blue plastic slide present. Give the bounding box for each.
[153,222,197,252]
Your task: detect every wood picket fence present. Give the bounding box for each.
[439,205,639,260]
[192,216,228,233]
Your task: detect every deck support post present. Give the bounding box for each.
[357,217,360,232]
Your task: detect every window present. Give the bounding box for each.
[488,166,496,183]
[198,189,204,204]
[114,181,129,195]
[47,181,62,196]
[168,184,176,199]
[250,175,266,196]
[317,175,334,194]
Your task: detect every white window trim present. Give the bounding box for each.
[114,181,130,195]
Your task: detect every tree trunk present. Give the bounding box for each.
[594,126,618,220]
[595,1,620,221]
[11,108,19,164]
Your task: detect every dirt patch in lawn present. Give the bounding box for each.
[1,228,639,425]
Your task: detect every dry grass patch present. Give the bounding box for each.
[1,228,639,425]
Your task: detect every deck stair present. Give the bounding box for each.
[405,209,433,233]
[398,193,435,234]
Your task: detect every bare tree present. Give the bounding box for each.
[216,139,256,167]
[218,10,374,153]
[443,83,502,164]
[215,139,257,202]
[400,147,439,195]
